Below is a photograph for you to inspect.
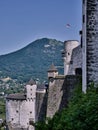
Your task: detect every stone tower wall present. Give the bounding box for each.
[6,100,29,129]
[82,0,87,92]
[82,0,98,89]
[63,40,79,75]
[6,83,37,130]
[46,77,64,118]
[26,84,37,99]
[36,92,48,121]
[68,45,82,75]
[46,75,81,118]
[86,0,98,85]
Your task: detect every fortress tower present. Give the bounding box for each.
[82,0,98,92]
[6,79,37,130]
[62,40,79,75]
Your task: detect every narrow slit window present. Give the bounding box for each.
[83,15,85,23]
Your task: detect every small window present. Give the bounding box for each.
[81,36,82,48]
[16,110,18,113]
[83,0,85,4]
[68,52,70,55]
[30,111,32,114]
[31,98,33,100]
[75,68,82,75]
[83,15,85,23]
[30,89,32,91]
[29,120,34,125]
[12,118,14,121]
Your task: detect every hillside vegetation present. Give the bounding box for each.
[0,99,5,119]
[0,38,63,82]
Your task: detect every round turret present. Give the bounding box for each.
[63,40,79,75]
[28,79,36,86]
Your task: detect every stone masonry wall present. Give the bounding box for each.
[86,0,98,85]
[46,75,81,118]
[36,92,48,121]
[6,100,29,129]
[68,45,82,75]
[63,40,79,75]
[46,77,64,118]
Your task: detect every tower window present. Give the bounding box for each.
[29,120,34,125]
[16,110,18,113]
[83,15,85,23]
[83,0,85,4]
[81,36,82,48]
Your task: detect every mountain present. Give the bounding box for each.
[0,38,64,82]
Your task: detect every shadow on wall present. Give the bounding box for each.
[75,68,82,75]
[36,92,48,121]
[59,75,82,111]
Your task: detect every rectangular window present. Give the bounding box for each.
[83,0,85,4]
[81,36,82,48]
[83,15,85,23]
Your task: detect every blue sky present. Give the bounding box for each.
[0,0,82,55]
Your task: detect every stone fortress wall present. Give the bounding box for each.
[46,75,81,118]
[82,0,98,91]
[36,90,47,121]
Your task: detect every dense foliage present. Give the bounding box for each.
[0,99,5,130]
[35,85,98,130]
[0,99,5,119]
[0,121,6,130]
[0,38,63,82]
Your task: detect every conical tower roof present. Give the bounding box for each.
[48,63,58,72]
[28,79,36,85]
